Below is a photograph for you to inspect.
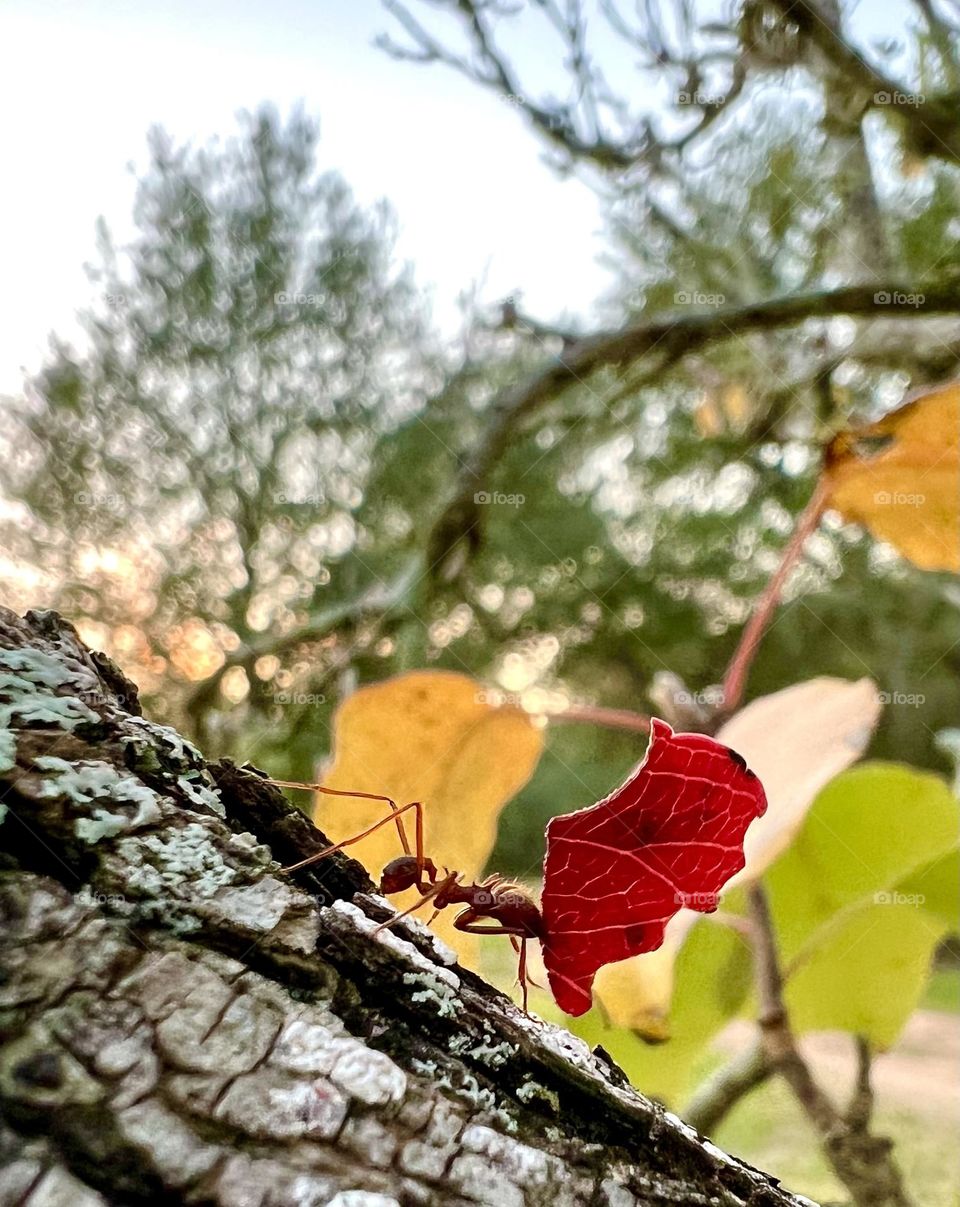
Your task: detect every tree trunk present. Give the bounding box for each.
[0,608,814,1207]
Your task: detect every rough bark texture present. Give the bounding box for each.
[0,608,815,1207]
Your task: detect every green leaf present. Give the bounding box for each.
[763,763,958,1046]
[785,903,948,1047]
[764,762,958,965]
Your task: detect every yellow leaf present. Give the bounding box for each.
[594,677,881,1037]
[824,380,960,572]
[315,670,544,972]
[593,933,682,1038]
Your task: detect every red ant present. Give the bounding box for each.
[269,779,546,1010]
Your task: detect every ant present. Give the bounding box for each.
[269,778,546,1010]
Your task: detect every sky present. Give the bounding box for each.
[0,0,612,395]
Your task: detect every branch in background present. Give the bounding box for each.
[185,552,424,729]
[767,0,960,165]
[548,703,652,734]
[377,0,641,171]
[721,475,831,715]
[684,1039,773,1135]
[427,278,960,577]
[747,883,912,1207]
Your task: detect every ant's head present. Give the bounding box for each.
[380,854,421,895]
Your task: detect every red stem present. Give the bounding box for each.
[548,704,652,734]
[721,476,830,716]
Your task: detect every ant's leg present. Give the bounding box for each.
[453,913,537,1013]
[283,800,423,874]
[372,871,459,934]
[266,780,412,856]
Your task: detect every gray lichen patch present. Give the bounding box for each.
[202,876,320,953]
[0,647,102,735]
[33,756,162,843]
[330,899,461,990]
[0,727,15,777]
[0,647,80,691]
[123,715,205,771]
[116,821,248,900]
[117,1097,221,1187]
[403,970,460,1019]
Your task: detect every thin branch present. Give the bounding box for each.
[547,703,652,733]
[427,277,960,576]
[684,1039,772,1135]
[720,475,831,715]
[747,883,912,1207]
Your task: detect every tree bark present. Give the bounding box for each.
[0,607,814,1207]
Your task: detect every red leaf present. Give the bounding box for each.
[540,718,767,1016]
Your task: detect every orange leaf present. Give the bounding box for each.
[824,380,959,572]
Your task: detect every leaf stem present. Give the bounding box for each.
[721,476,831,716]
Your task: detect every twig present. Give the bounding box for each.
[684,1039,772,1135]
[720,475,831,715]
[546,703,652,734]
[747,884,912,1207]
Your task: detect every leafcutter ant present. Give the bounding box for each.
[270,779,545,1011]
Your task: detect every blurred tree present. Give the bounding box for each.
[2,106,437,754]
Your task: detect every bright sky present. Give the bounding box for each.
[0,0,615,395]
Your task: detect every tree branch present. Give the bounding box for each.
[747,883,912,1207]
[768,0,960,165]
[427,277,960,576]
[721,475,831,716]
